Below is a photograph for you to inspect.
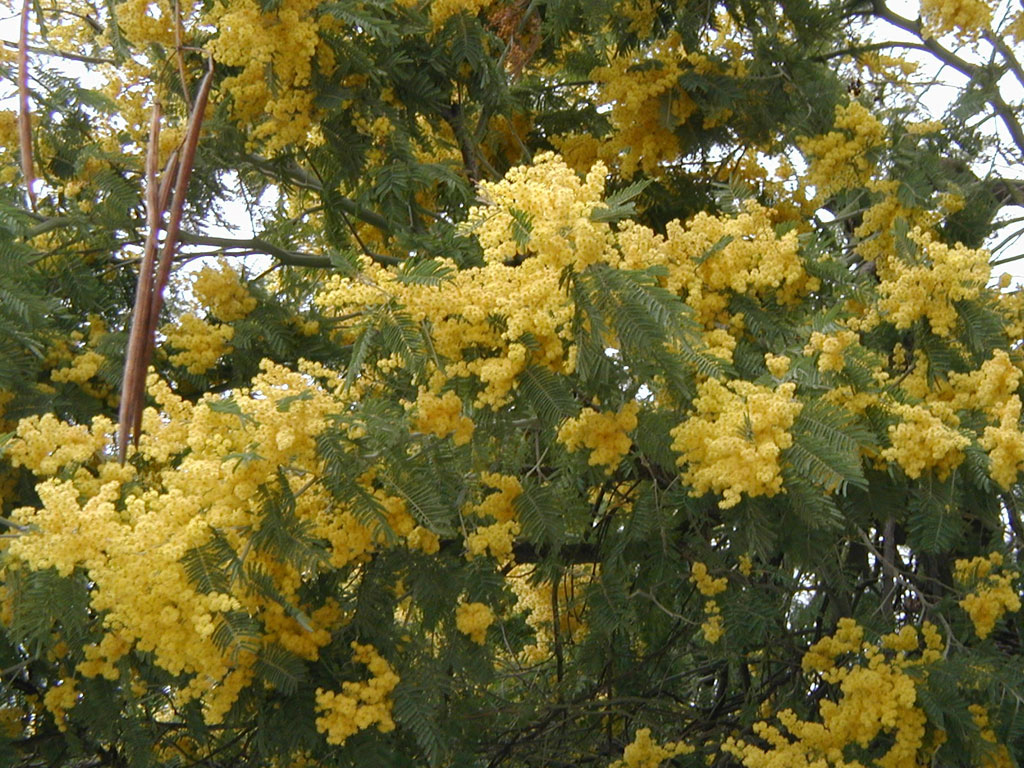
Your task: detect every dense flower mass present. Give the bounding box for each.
[671,380,803,508]
[314,643,400,745]
[557,401,639,472]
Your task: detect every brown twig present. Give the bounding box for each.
[172,0,192,110]
[117,102,164,462]
[18,0,36,211]
[117,56,214,461]
[146,56,214,337]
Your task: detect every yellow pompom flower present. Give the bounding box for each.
[557,401,640,473]
[455,601,495,645]
[671,380,802,509]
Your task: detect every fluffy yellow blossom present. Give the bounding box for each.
[882,402,969,479]
[410,389,475,445]
[803,329,859,372]
[472,473,523,523]
[921,0,992,41]
[314,643,399,745]
[5,361,357,723]
[455,601,495,644]
[192,259,258,322]
[206,0,325,153]
[968,705,1014,768]
[406,525,441,555]
[163,314,234,374]
[738,554,753,576]
[955,553,1021,639]
[42,680,78,732]
[586,34,696,178]
[701,601,725,644]
[979,396,1024,488]
[557,401,639,473]
[6,413,112,477]
[508,566,589,657]
[877,228,989,336]
[799,102,886,199]
[609,728,693,768]
[466,520,520,561]
[617,201,817,328]
[671,379,802,509]
[764,353,791,377]
[466,152,616,271]
[428,0,493,28]
[729,619,936,768]
[690,561,728,597]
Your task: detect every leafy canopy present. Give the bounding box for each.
[1,0,1024,766]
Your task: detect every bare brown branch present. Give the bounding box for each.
[18,0,36,212]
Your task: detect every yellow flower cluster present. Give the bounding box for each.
[47,317,113,403]
[803,329,859,372]
[798,102,886,199]
[877,228,989,336]
[320,161,595,408]
[691,562,727,643]
[609,728,694,768]
[192,259,258,322]
[206,0,325,153]
[920,0,992,41]
[467,152,616,271]
[4,360,400,723]
[556,401,639,473]
[882,402,969,480]
[617,201,817,329]
[7,413,112,478]
[455,601,495,644]
[399,525,437,557]
[42,680,78,732]
[585,34,696,178]
[764,354,791,378]
[163,313,235,374]
[115,0,177,49]
[466,520,520,561]
[508,566,589,661]
[314,643,399,745]
[410,388,475,445]
[955,553,1021,639]
[980,396,1024,488]
[728,619,943,768]
[471,473,522,523]
[690,561,728,597]
[426,0,494,29]
[671,380,802,509]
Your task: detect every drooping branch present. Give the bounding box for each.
[870,0,1024,158]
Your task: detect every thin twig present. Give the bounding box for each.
[1,39,116,65]
[117,57,214,460]
[172,0,191,110]
[118,102,163,462]
[18,0,35,211]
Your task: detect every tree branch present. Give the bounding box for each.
[176,231,402,267]
[870,0,1024,158]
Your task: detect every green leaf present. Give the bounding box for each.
[517,366,578,424]
[255,643,306,694]
[513,481,566,550]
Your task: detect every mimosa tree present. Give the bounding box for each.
[1,0,1023,765]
